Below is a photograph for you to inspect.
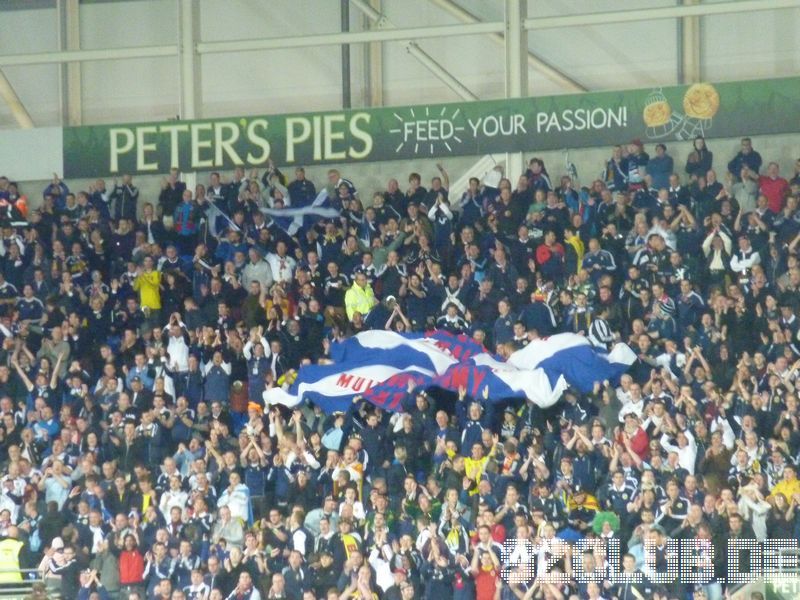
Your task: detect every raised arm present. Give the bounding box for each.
[11,358,34,391]
[436,163,450,189]
[733,207,744,233]
[50,351,65,389]
[701,231,715,256]
[719,230,732,254]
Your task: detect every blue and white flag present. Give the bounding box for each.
[264,331,634,414]
[506,333,636,393]
[329,330,462,372]
[363,361,566,411]
[275,330,470,412]
[265,330,573,413]
[260,189,339,235]
[264,360,435,413]
[202,200,238,237]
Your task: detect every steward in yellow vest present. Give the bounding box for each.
[0,527,24,583]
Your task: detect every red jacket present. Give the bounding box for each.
[119,549,145,585]
[618,427,649,460]
[535,242,565,266]
[759,175,789,212]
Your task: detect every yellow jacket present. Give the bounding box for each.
[134,270,162,310]
[769,478,800,502]
[344,282,375,320]
[0,538,23,582]
[564,235,585,273]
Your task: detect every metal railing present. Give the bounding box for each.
[0,568,60,600]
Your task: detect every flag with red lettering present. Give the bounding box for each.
[264,331,570,413]
[363,360,566,410]
[263,360,436,413]
[264,331,633,414]
[329,330,466,372]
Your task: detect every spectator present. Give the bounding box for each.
[110,175,139,222]
[685,136,713,180]
[757,161,790,213]
[242,248,274,292]
[625,140,649,190]
[648,143,674,190]
[727,136,763,179]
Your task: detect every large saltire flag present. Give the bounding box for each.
[264,331,633,414]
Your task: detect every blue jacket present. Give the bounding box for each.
[247,357,269,402]
[43,181,69,209]
[78,587,110,600]
[519,301,557,336]
[459,418,484,456]
[176,369,204,408]
[267,465,292,503]
[174,201,198,236]
[648,154,674,190]
[582,249,617,283]
[203,365,229,402]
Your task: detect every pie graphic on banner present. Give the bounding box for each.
[643,100,672,127]
[682,83,720,119]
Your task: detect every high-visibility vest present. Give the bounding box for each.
[0,538,23,582]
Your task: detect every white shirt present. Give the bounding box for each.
[618,398,644,421]
[166,332,190,372]
[730,248,761,274]
[660,429,697,474]
[217,483,250,522]
[159,489,189,516]
[265,253,296,283]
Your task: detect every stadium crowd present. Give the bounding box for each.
[0,136,798,600]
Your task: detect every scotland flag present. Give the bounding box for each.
[264,331,633,414]
[260,189,339,235]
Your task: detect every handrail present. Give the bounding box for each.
[0,568,60,599]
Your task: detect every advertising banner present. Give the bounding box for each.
[62,76,800,177]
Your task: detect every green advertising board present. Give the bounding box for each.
[62,76,800,178]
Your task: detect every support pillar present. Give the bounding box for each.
[681,0,702,83]
[58,0,82,125]
[366,0,383,106]
[504,0,527,183]
[341,0,352,108]
[178,0,201,188]
[178,0,201,121]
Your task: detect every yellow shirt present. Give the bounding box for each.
[134,270,162,310]
[464,456,489,491]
